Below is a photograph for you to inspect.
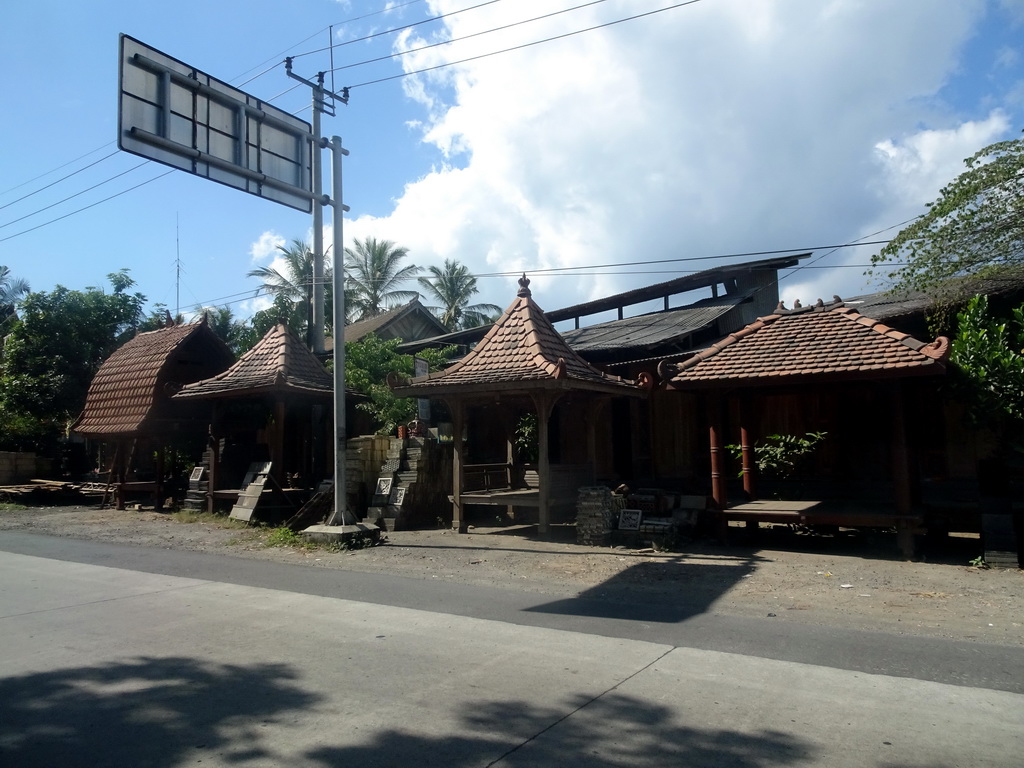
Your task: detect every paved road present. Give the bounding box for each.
[1,532,1022,767]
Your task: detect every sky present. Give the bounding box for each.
[2,0,1024,333]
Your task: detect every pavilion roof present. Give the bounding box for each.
[72,319,233,437]
[174,324,332,400]
[391,276,645,398]
[661,298,950,389]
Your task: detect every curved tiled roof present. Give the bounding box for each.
[72,320,233,437]
[661,298,949,388]
[392,277,644,397]
[174,324,332,399]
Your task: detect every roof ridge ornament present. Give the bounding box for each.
[517,274,532,298]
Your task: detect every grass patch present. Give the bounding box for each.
[264,526,315,549]
[0,502,29,512]
[170,509,248,528]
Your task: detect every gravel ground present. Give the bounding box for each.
[1,503,1022,647]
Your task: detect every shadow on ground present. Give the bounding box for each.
[0,656,319,766]
[306,691,818,768]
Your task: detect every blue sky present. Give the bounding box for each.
[2,0,1023,330]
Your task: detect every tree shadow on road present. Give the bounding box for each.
[306,690,816,768]
[0,656,320,767]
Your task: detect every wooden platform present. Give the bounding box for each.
[720,499,924,559]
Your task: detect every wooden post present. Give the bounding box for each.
[533,392,560,536]
[707,393,729,543]
[740,395,757,501]
[451,400,467,533]
[708,393,727,510]
[891,382,915,559]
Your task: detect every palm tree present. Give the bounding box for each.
[418,259,502,331]
[343,237,420,321]
[247,240,333,343]
[0,265,29,330]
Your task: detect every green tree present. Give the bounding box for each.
[0,270,145,450]
[247,239,334,344]
[0,265,29,327]
[949,294,1024,429]
[343,334,453,435]
[344,237,419,321]
[872,132,1024,293]
[418,258,503,330]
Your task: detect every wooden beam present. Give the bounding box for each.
[451,400,467,533]
[708,393,727,510]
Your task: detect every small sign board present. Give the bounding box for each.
[189,466,205,482]
[389,486,406,507]
[618,508,642,531]
[118,34,313,212]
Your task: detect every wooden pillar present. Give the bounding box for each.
[207,404,220,515]
[708,393,727,510]
[739,395,757,501]
[451,400,467,533]
[271,399,286,487]
[585,398,608,485]
[533,391,559,536]
[891,382,915,559]
[154,444,165,511]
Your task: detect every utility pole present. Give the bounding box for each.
[286,59,353,526]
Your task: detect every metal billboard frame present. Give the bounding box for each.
[118,34,314,212]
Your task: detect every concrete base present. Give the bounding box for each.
[300,523,380,546]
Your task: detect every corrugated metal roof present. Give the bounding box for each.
[561,295,743,353]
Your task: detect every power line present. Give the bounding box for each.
[290,0,504,60]
[346,0,704,90]
[0,142,116,198]
[0,170,174,244]
[0,160,150,231]
[327,0,613,76]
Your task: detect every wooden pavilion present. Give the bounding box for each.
[390,276,648,534]
[173,324,334,515]
[71,317,235,508]
[659,297,950,557]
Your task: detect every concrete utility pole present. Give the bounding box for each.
[286,61,353,525]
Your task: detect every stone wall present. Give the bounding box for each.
[0,452,48,484]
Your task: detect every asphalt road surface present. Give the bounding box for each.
[1,531,1021,767]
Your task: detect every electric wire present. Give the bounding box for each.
[0,170,174,244]
[327,0,613,76]
[289,0,505,60]
[346,0,704,90]
[0,160,150,231]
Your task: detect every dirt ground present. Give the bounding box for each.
[1,503,1022,648]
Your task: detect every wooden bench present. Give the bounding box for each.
[452,464,593,528]
[720,499,924,559]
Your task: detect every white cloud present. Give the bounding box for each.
[346,0,1016,316]
[249,230,286,265]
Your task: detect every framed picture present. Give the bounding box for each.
[375,477,393,497]
[618,508,642,531]
[189,466,205,482]
[389,486,406,506]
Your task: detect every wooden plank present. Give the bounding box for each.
[229,461,272,522]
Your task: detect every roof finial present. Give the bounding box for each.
[517,273,532,298]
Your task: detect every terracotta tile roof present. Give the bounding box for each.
[175,324,332,399]
[661,299,950,388]
[325,298,450,350]
[392,277,645,397]
[72,320,233,437]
